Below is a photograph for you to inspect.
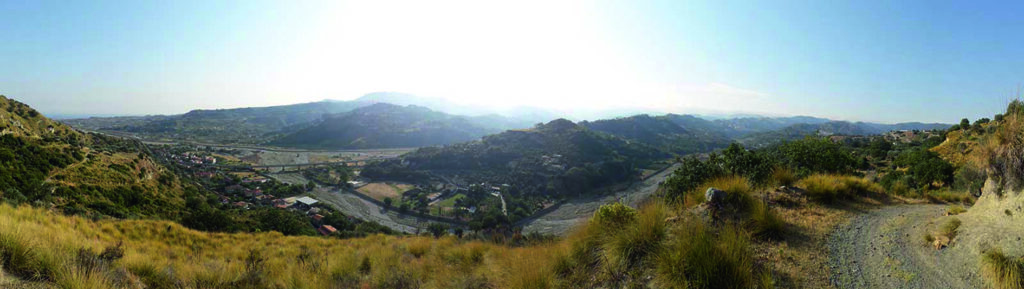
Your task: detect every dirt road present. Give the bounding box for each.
[828,204,985,289]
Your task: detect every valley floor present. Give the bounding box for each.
[520,163,680,235]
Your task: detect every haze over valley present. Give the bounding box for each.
[2,1,1024,289]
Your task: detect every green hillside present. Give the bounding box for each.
[0,96,190,219]
[366,119,668,197]
[269,103,496,149]
[581,114,732,155]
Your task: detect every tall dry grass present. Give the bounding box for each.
[797,174,884,203]
[982,249,1024,289]
[0,203,564,289]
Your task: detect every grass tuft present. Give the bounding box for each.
[940,218,962,240]
[771,167,798,187]
[748,200,785,240]
[982,249,1024,289]
[947,205,967,215]
[655,222,756,289]
[603,202,667,271]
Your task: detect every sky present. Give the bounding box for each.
[1,0,1023,123]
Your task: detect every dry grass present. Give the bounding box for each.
[0,203,567,289]
[0,198,771,289]
[926,189,975,204]
[772,167,798,188]
[656,222,755,289]
[940,217,962,240]
[982,249,1024,289]
[684,175,754,209]
[946,205,967,215]
[797,174,884,203]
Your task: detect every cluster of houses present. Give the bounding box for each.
[153,146,345,237]
[169,152,217,166]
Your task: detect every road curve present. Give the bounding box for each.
[828,204,985,289]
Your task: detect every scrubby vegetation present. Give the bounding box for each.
[553,201,773,288]
[0,198,777,289]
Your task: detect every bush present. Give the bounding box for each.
[593,202,638,227]
[716,143,777,186]
[982,249,1024,289]
[895,149,954,189]
[766,137,857,176]
[663,157,725,202]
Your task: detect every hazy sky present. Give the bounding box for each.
[2,0,1022,122]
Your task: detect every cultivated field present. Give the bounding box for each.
[357,182,414,202]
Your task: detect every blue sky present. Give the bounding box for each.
[1,0,1022,123]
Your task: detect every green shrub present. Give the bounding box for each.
[766,137,857,176]
[593,202,638,227]
[663,157,725,202]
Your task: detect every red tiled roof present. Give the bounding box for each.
[318,225,337,236]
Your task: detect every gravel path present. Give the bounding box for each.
[828,204,986,289]
[520,163,680,235]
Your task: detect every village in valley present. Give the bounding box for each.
[150,144,523,238]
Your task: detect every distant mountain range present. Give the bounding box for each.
[738,120,952,147]
[62,92,951,151]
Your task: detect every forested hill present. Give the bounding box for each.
[0,95,191,219]
[580,114,732,155]
[364,118,668,196]
[269,103,499,149]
